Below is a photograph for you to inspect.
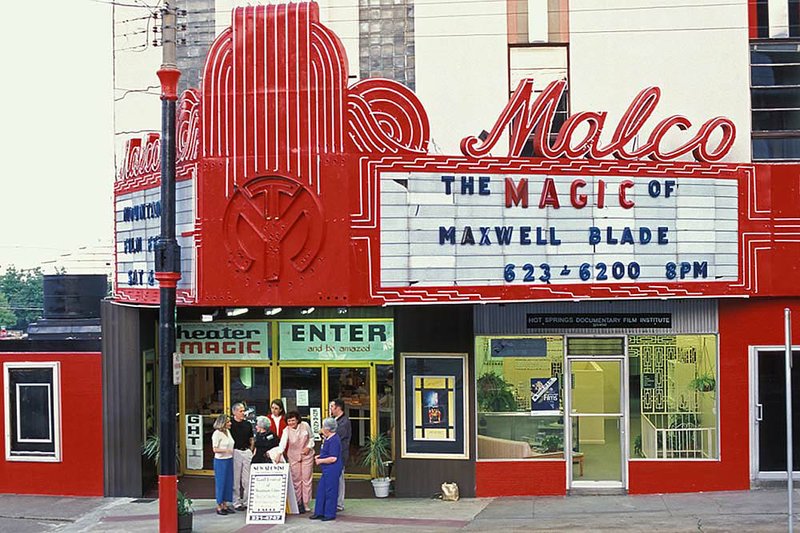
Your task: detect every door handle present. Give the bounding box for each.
[756,403,763,422]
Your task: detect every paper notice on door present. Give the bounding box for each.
[310,407,322,440]
[185,414,203,470]
[296,389,309,407]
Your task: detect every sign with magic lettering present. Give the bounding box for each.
[380,171,738,289]
[279,321,394,361]
[177,322,270,360]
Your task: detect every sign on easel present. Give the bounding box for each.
[246,463,298,524]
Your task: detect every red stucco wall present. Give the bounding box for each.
[629,298,800,493]
[476,460,566,496]
[0,352,103,496]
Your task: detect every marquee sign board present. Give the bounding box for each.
[380,171,738,288]
[112,3,800,307]
[114,180,195,294]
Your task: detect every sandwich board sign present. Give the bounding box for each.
[246,462,298,524]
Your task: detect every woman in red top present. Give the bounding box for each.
[268,399,287,439]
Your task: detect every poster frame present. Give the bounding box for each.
[400,352,469,459]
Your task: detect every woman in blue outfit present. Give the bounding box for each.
[309,417,342,521]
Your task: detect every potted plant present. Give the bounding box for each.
[476,372,518,412]
[143,434,193,530]
[177,490,194,532]
[361,432,392,497]
[536,434,563,454]
[689,374,716,393]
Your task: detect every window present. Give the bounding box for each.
[509,46,569,155]
[4,362,61,462]
[475,336,566,460]
[751,42,800,161]
[628,335,718,460]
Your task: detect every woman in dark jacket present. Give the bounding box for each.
[252,415,281,464]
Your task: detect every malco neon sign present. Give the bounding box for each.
[461,79,736,163]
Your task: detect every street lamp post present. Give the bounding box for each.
[155,2,181,532]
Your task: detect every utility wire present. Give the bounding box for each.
[183,0,745,16]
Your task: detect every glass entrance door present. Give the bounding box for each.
[182,365,225,474]
[280,366,324,433]
[229,365,270,422]
[567,358,625,488]
[327,366,371,475]
[756,349,800,475]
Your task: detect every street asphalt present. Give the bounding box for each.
[1,487,800,532]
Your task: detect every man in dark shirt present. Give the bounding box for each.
[230,402,254,511]
[329,398,351,511]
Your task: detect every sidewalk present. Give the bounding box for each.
[1,488,799,532]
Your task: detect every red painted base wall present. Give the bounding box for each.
[0,352,103,496]
[476,460,566,496]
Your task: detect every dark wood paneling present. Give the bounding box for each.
[101,301,146,497]
[393,305,475,498]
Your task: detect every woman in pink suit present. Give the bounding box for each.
[277,410,316,513]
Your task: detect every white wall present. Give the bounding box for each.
[568,0,752,162]
[414,0,509,155]
[317,0,360,80]
[113,5,163,171]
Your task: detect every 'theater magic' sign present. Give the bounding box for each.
[177,322,270,360]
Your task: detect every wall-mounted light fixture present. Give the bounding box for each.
[337,307,348,314]
[201,310,219,322]
[264,307,283,316]
[300,307,316,315]
[225,307,249,317]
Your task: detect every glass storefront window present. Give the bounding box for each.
[229,366,270,421]
[328,367,371,474]
[376,364,394,441]
[280,367,323,427]
[628,334,718,459]
[184,366,225,471]
[475,336,566,460]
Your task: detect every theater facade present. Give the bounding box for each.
[105,2,800,498]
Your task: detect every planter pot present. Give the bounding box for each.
[178,512,193,532]
[371,478,391,498]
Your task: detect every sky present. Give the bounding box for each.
[0,1,114,271]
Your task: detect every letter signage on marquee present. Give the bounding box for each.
[279,321,394,361]
[462,80,736,163]
[381,171,737,288]
[176,322,270,360]
[115,182,195,291]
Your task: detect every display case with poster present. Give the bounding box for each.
[400,353,468,459]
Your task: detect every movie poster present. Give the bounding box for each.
[531,377,560,411]
[413,376,455,441]
[402,354,468,458]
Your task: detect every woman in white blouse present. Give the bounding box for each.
[211,414,236,516]
[275,411,316,513]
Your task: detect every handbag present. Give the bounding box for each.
[440,482,459,501]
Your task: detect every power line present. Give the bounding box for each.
[182,0,745,16]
